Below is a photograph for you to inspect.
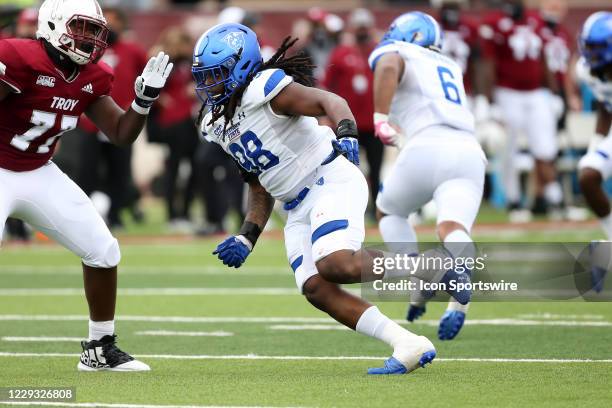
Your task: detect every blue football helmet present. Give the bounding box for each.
[579,11,612,70]
[192,23,262,106]
[383,11,443,51]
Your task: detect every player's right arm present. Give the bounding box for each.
[212,176,274,268]
[371,53,404,146]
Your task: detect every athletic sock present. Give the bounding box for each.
[544,181,564,206]
[379,215,418,255]
[356,306,418,347]
[88,320,114,341]
[447,299,469,313]
[444,229,475,260]
[599,213,612,241]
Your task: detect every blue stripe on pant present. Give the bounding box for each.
[311,219,349,244]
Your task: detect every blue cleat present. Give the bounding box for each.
[406,304,426,322]
[438,310,466,340]
[367,357,408,375]
[368,336,436,375]
[591,266,608,293]
[440,268,471,305]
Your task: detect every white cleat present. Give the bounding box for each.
[77,335,150,372]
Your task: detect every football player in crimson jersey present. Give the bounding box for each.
[480,0,565,222]
[0,0,173,371]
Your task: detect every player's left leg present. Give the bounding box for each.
[286,157,436,375]
[578,135,612,292]
[12,162,149,371]
[527,89,564,218]
[432,145,486,340]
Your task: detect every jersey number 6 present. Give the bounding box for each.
[437,66,462,106]
[229,131,280,174]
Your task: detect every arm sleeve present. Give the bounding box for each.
[0,41,25,93]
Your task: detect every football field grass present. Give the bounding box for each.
[1,227,611,407]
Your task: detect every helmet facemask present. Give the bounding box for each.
[59,14,109,65]
[193,56,239,106]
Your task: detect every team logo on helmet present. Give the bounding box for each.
[223,31,246,53]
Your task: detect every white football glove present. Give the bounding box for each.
[132,51,174,115]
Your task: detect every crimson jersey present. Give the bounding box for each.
[538,23,573,85]
[480,10,547,91]
[0,39,113,172]
[440,16,480,94]
[323,42,376,132]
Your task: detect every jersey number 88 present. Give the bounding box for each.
[229,131,280,174]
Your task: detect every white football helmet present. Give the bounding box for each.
[36,0,109,65]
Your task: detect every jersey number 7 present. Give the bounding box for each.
[11,110,78,154]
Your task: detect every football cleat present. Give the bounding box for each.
[438,310,466,340]
[77,335,150,372]
[591,267,608,293]
[406,304,426,322]
[589,241,609,293]
[368,336,436,375]
[440,268,472,305]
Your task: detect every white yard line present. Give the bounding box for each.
[269,325,349,331]
[0,352,610,364]
[135,330,233,337]
[0,288,304,296]
[0,266,288,276]
[0,402,300,408]
[1,336,81,342]
[0,314,610,327]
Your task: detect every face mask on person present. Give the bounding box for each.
[503,2,525,20]
[106,29,119,46]
[440,6,461,28]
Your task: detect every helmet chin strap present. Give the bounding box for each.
[42,39,79,81]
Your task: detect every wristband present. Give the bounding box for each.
[239,221,262,248]
[336,119,358,138]
[131,100,150,115]
[374,112,389,124]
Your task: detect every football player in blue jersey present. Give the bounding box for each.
[192,23,476,374]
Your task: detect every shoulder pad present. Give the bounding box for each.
[242,68,293,108]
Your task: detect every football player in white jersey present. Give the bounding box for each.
[370,12,486,340]
[192,23,479,374]
[576,12,612,293]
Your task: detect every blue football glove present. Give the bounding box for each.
[213,235,253,268]
[332,137,360,166]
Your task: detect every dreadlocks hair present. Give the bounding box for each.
[196,36,315,136]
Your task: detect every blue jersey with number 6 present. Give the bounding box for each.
[202,69,336,202]
[369,40,475,140]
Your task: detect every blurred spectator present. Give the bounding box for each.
[323,8,383,212]
[217,7,275,61]
[480,0,565,222]
[194,141,245,236]
[15,7,37,39]
[62,6,147,229]
[538,0,575,121]
[433,0,482,97]
[303,7,341,83]
[147,27,200,232]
